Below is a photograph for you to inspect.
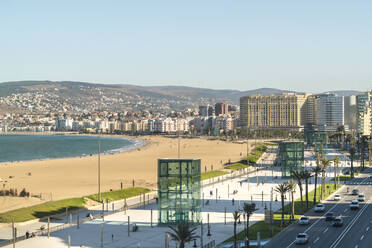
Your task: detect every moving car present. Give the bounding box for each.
[295,233,309,245]
[325,212,335,221]
[332,217,343,227]
[350,200,359,210]
[352,189,359,195]
[358,193,365,202]
[334,194,341,201]
[314,203,325,212]
[298,216,310,225]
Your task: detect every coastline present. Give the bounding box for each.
[0,132,148,165]
[0,135,251,213]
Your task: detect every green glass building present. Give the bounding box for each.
[303,130,327,154]
[158,158,201,225]
[279,141,304,177]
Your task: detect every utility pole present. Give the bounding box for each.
[270,187,273,237]
[98,132,101,202]
[178,130,181,158]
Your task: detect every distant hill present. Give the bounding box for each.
[326,90,363,97]
[0,80,364,114]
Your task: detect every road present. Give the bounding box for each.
[265,168,372,248]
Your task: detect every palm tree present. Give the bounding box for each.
[312,166,322,204]
[232,210,241,248]
[360,136,368,170]
[288,181,296,221]
[349,146,356,178]
[167,223,199,248]
[243,203,256,248]
[301,170,312,209]
[275,182,291,226]
[320,158,331,200]
[291,170,304,210]
[333,156,340,189]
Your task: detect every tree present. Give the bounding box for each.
[288,181,296,221]
[232,210,241,248]
[275,182,291,226]
[167,223,199,248]
[312,166,322,204]
[301,170,312,209]
[333,156,340,189]
[320,158,331,200]
[243,203,256,248]
[291,170,304,210]
[349,146,356,179]
[360,136,368,170]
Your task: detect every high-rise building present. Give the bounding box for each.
[215,102,229,116]
[239,94,308,130]
[344,95,357,131]
[315,93,344,132]
[199,105,214,117]
[356,92,372,135]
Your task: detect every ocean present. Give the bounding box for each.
[0,134,144,163]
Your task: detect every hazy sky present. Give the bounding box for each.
[1,1,371,92]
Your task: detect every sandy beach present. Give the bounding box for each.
[0,136,253,213]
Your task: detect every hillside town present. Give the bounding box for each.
[0,91,372,136]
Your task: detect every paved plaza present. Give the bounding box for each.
[0,148,352,248]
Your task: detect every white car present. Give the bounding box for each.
[314,203,325,212]
[350,200,360,210]
[295,233,309,244]
[358,193,365,202]
[334,194,341,201]
[298,216,310,225]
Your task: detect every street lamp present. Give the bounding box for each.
[97,129,102,202]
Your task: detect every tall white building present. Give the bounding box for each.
[315,94,344,132]
[55,118,73,131]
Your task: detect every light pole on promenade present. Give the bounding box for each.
[98,129,102,202]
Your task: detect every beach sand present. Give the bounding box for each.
[0,136,253,212]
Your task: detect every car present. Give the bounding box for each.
[358,193,365,202]
[295,233,309,245]
[332,217,343,227]
[314,203,325,212]
[334,194,341,201]
[325,212,335,221]
[369,175,372,178]
[352,189,359,195]
[350,200,360,210]
[298,216,310,225]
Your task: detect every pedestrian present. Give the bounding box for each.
[112,234,114,242]
[232,198,235,205]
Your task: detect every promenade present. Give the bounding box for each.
[1,147,349,248]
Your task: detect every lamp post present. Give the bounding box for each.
[98,129,102,202]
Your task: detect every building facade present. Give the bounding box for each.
[215,102,229,116]
[239,94,308,130]
[356,92,372,135]
[315,94,344,132]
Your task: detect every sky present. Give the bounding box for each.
[1,1,371,92]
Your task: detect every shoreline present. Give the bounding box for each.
[0,135,250,212]
[0,133,148,165]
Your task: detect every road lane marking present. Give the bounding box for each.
[360,235,364,240]
[285,171,371,248]
[323,227,329,234]
[313,237,320,244]
[330,200,370,248]
[366,226,369,232]
[355,245,359,248]
[344,208,348,212]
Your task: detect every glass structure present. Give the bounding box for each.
[158,159,201,226]
[303,130,327,154]
[279,141,304,178]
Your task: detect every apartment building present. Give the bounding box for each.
[239,94,308,130]
[315,93,344,132]
[356,92,372,135]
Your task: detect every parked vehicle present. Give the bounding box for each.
[352,189,359,195]
[334,194,341,201]
[358,193,365,202]
[333,217,343,227]
[350,200,360,210]
[298,216,310,225]
[325,212,335,221]
[314,203,325,212]
[295,233,309,245]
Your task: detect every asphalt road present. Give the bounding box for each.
[265,168,372,248]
